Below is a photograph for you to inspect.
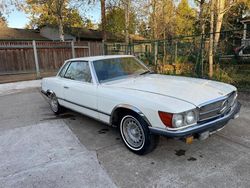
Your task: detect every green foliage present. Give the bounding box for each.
[22,0,93,29]
[137,21,149,38]
[175,0,196,36]
[212,65,235,84]
[25,7,85,29]
[105,6,137,35]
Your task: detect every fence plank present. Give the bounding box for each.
[0,40,103,75]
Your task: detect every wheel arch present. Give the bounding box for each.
[46,89,55,97]
[110,104,151,127]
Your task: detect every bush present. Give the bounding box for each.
[157,63,195,76]
[212,64,235,84]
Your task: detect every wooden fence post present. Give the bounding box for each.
[71,41,75,58]
[88,42,91,56]
[32,40,40,78]
[102,40,105,55]
[154,41,158,65]
[174,41,178,63]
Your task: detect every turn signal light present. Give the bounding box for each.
[158,111,173,128]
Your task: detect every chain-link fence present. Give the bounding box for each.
[104,29,250,90]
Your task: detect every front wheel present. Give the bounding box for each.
[49,94,64,114]
[120,113,159,155]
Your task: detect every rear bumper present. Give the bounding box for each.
[149,101,241,138]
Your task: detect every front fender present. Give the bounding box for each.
[110,104,152,126]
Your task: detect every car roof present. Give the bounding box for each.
[67,55,135,62]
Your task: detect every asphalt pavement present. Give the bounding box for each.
[0,81,249,188]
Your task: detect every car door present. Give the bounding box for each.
[60,61,98,119]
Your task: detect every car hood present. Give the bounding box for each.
[104,74,236,106]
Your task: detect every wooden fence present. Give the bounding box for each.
[0,41,103,77]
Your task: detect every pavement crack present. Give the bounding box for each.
[215,133,250,150]
[94,143,122,153]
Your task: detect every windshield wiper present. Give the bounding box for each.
[139,70,151,75]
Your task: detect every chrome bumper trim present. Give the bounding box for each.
[149,101,241,138]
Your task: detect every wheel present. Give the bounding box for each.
[49,93,63,114]
[120,113,159,155]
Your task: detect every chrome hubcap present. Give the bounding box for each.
[50,96,58,112]
[121,116,145,149]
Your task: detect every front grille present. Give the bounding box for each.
[198,91,237,122]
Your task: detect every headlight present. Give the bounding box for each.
[172,114,184,128]
[159,109,198,129]
[186,111,196,125]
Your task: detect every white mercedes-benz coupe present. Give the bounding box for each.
[41,55,241,155]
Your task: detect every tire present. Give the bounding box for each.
[119,112,159,155]
[49,93,64,114]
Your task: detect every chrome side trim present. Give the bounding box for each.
[58,97,111,116]
[110,104,152,126]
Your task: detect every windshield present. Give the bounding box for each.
[93,57,149,83]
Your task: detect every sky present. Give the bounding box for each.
[6,0,196,29]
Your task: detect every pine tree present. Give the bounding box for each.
[175,0,196,36]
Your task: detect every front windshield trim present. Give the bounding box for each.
[93,57,150,84]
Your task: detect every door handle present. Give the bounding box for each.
[63,86,69,89]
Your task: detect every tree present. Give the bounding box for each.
[83,18,96,29]
[84,0,107,40]
[123,0,131,44]
[137,20,150,38]
[210,0,250,52]
[207,0,250,77]
[100,0,107,41]
[209,0,215,78]
[105,6,136,36]
[0,12,7,27]
[25,7,84,29]
[0,0,19,14]
[21,0,69,41]
[175,0,196,36]
[156,0,175,39]
[195,0,206,35]
[151,0,157,39]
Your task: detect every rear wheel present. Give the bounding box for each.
[49,94,63,114]
[119,113,159,155]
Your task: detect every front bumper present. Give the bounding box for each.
[149,101,241,138]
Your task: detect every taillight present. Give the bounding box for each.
[158,111,173,128]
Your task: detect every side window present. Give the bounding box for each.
[59,62,70,77]
[64,61,92,83]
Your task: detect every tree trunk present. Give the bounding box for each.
[162,1,167,63]
[198,0,205,76]
[125,0,130,45]
[199,0,205,35]
[101,0,107,41]
[57,0,65,41]
[209,0,215,78]
[58,16,64,41]
[152,0,157,39]
[214,0,225,53]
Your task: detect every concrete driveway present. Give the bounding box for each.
[0,80,250,188]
